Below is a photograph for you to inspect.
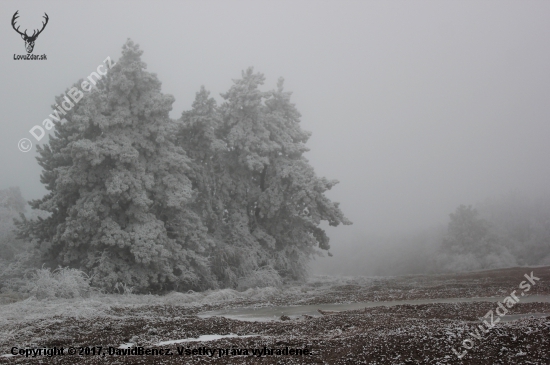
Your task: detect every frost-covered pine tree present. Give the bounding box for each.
[178,68,351,285]
[20,42,350,292]
[18,40,214,292]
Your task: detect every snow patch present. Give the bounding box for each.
[156,334,259,346]
[118,343,135,349]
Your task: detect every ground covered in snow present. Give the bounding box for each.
[1,266,550,364]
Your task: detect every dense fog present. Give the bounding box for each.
[1,1,550,282]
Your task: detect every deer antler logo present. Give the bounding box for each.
[12,11,49,54]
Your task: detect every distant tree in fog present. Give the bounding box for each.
[0,187,25,214]
[477,192,550,266]
[442,205,489,254]
[0,186,42,293]
[0,187,26,262]
[439,204,516,271]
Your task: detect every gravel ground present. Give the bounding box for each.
[1,266,549,364]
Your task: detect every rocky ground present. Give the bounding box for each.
[1,266,549,364]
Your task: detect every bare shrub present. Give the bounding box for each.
[114,282,134,295]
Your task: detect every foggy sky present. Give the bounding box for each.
[1,1,550,270]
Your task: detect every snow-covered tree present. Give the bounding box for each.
[19,42,351,292]
[17,40,213,292]
[178,68,351,285]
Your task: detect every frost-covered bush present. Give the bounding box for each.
[436,253,482,272]
[482,249,517,269]
[202,289,242,302]
[0,290,27,304]
[237,267,283,291]
[436,249,518,273]
[22,267,93,300]
[113,282,134,295]
[0,250,39,293]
